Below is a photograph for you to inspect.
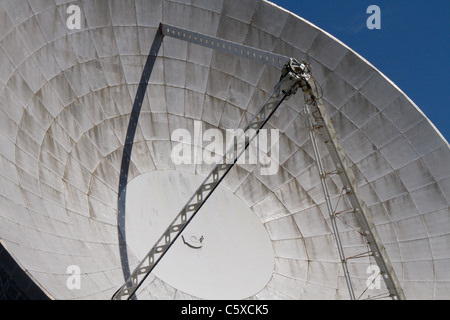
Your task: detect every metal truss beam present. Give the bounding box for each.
[112,57,308,300]
[161,23,290,69]
[307,110,356,299]
[303,76,406,300]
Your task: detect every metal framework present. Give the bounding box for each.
[302,78,406,300]
[112,23,405,300]
[112,56,309,300]
[161,24,290,69]
[306,106,356,299]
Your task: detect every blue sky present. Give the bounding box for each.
[271,0,450,142]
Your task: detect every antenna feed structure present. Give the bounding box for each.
[278,58,313,102]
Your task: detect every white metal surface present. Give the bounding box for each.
[0,0,448,300]
[125,170,274,300]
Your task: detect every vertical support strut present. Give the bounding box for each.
[302,74,406,300]
[306,108,356,300]
[112,59,308,300]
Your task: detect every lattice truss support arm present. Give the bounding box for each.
[112,56,309,300]
[302,76,406,300]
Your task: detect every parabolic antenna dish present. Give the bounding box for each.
[0,0,448,300]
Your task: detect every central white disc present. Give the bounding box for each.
[125,170,274,300]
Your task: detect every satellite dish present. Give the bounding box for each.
[0,0,448,300]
